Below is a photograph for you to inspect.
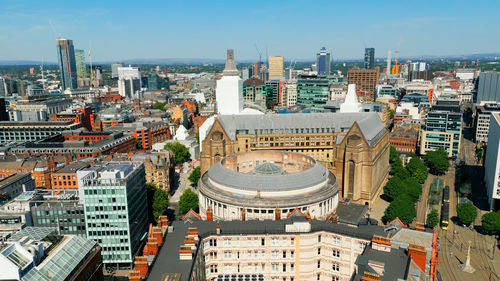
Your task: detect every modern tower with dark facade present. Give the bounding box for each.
[56,38,78,90]
[364,48,375,69]
[316,47,331,76]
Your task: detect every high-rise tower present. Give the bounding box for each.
[56,38,78,90]
[216,49,243,115]
[75,49,87,79]
[268,56,284,79]
[316,47,331,76]
[364,48,375,69]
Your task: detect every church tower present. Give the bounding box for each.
[216,49,243,115]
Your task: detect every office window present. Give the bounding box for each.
[317,261,320,268]
[318,248,321,255]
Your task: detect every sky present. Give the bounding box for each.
[0,0,499,62]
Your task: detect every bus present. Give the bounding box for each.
[443,185,450,203]
[441,202,449,230]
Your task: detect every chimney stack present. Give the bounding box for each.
[216,222,221,235]
[241,208,246,221]
[275,208,281,220]
[206,207,213,221]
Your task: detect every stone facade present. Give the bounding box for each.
[143,152,174,192]
[200,116,389,207]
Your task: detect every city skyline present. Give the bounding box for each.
[1,0,499,62]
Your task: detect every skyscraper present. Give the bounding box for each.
[316,47,331,76]
[268,56,284,80]
[56,38,78,90]
[75,49,87,79]
[364,48,375,69]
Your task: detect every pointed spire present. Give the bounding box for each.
[340,84,362,113]
[223,49,239,76]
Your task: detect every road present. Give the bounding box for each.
[415,174,434,226]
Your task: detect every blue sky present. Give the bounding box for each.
[0,0,499,62]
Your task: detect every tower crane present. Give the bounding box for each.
[391,37,402,75]
[254,44,262,64]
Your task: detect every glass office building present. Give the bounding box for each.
[421,100,462,158]
[74,49,87,79]
[56,38,78,90]
[364,48,375,70]
[78,162,148,269]
[316,47,331,76]
[296,75,330,112]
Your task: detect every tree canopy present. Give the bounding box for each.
[481,211,500,235]
[188,167,201,186]
[146,182,169,223]
[164,141,191,165]
[179,188,199,215]
[426,209,440,229]
[424,148,450,175]
[456,203,478,225]
[384,194,417,225]
[152,102,168,111]
[406,156,429,184]
[382,147,427,226]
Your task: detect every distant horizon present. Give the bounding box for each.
[1,51,499,66]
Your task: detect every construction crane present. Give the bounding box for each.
[88,41,93,89]
[391,37,402,75]
[254,44,262,64]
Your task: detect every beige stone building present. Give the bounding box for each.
[200,112,389,207]
[147,216,439,281]
[131,151,174,192]
[268,56,284,80]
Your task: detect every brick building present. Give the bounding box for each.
[389,127,419,154]
[50,161,90,189]
[347,68,380,102]
[0,156,67,189]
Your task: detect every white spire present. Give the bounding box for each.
[223,49,239,76]
[340,84,362,113]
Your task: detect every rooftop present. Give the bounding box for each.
[0,173,31,188]
[217,112,386,146]
[53,162,90,174]
[148,219,387,281]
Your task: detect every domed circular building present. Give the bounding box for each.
[198,150,339,221]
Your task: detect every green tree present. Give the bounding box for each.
[403,177,422,203]
[406,156,428,184]
[136,138,142,149]
[482,211,500,235]
[179,188,199,215]
[384,176,404,201]
[164,142,191,165]
[195,131,200,144]
[153,102,167,111]
[389,146,399,163]
[384,195,416,225]
[188,167,201,186]
[389,109,395,119]
[457,203,478,225]
[426,209,440,229]
[392,164,410,179]
[146,183,169,223]
[424,148,450,175]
